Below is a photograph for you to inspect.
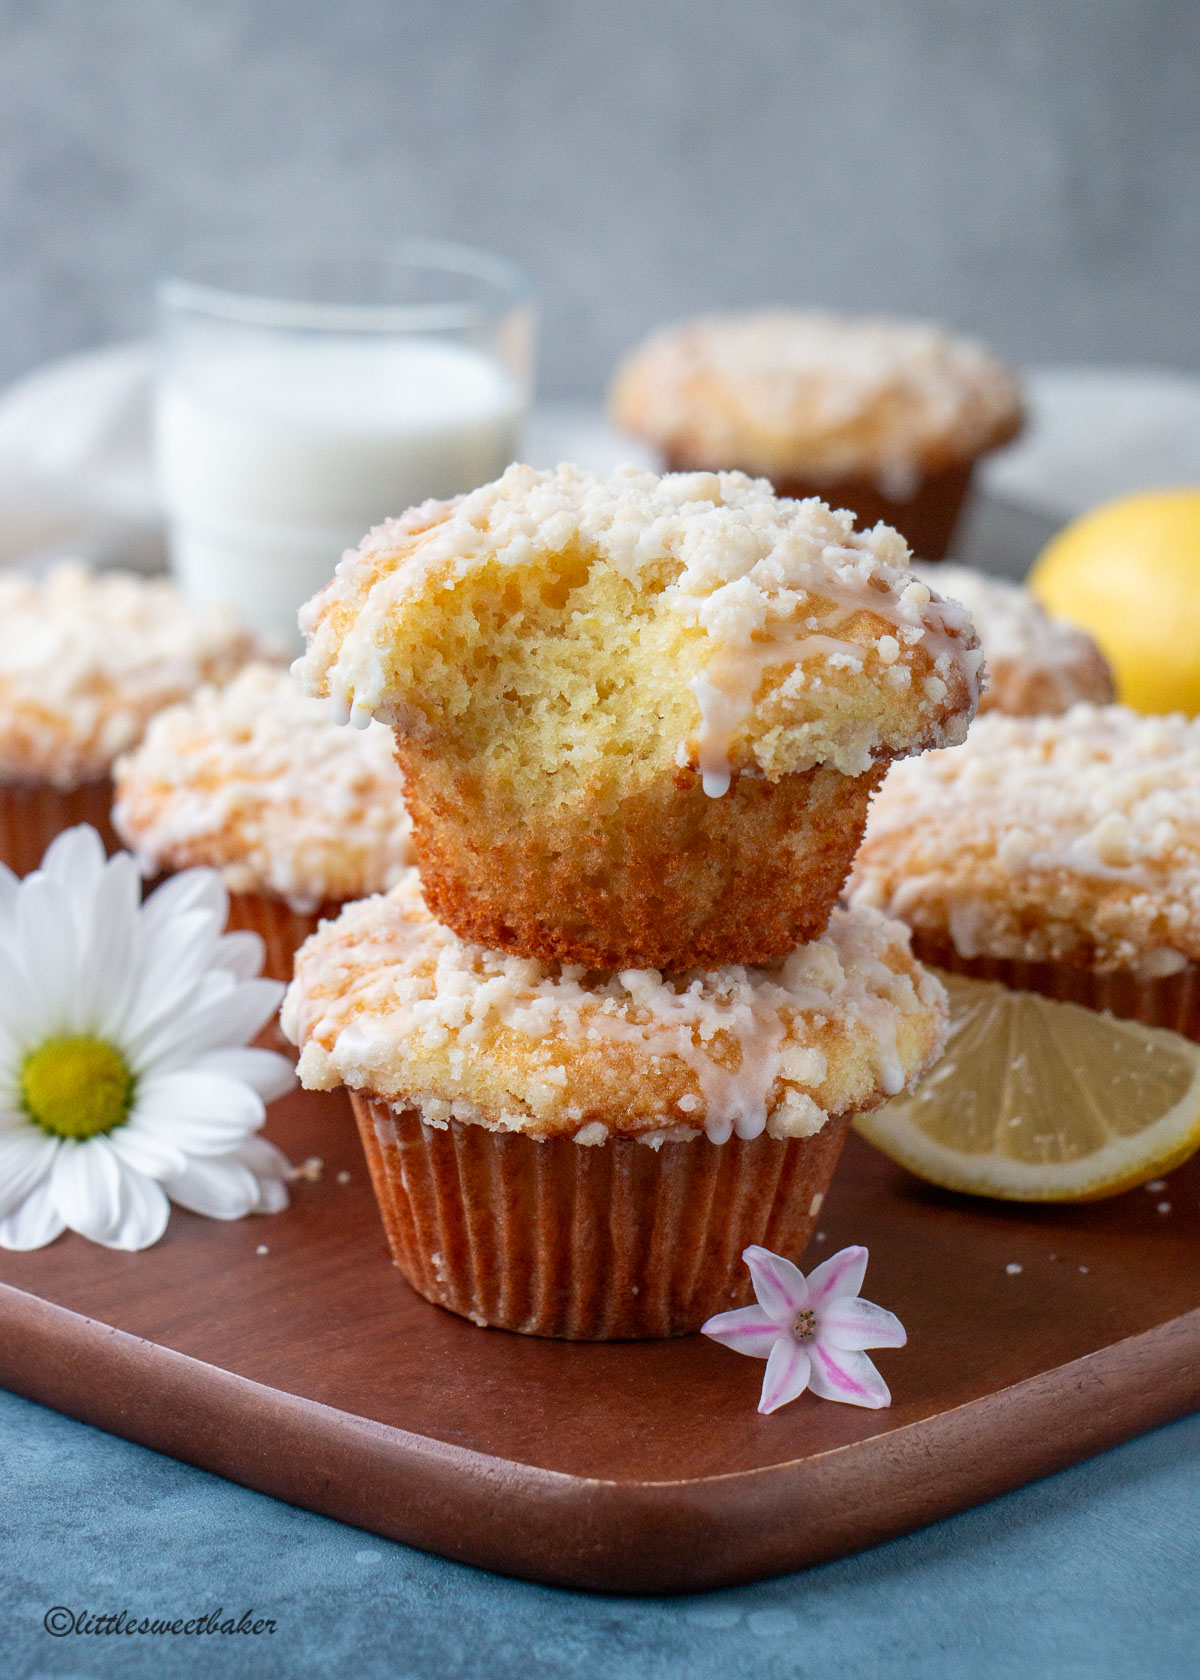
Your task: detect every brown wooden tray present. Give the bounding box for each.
[2,1085,1198,1595]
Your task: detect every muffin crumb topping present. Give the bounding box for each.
[282,870,947,1144]
[0,564,259,787]
[851,704,1200,973]
[113,663,413,911]
[610,311,1023,485]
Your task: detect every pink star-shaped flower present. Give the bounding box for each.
[702,1244,906,1413]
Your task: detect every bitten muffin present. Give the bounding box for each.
[912,564,1115,717]
[849,705,1200,1037]
[0,563,259,873]
[610,312,1024,559]
[113,663,414,981]
[282,871,947,1338]
[296,463,981,970]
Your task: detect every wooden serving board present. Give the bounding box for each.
[2,1086,1198,1595]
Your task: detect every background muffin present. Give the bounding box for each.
[296,463,981,970]
[849,705,1200,1038]
[283,871,947,1339]
[610,311,1024,559]
[912,563,1116,717]
[113,662,414,981]
[0,563,259,873]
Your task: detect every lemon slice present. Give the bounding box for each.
[854,972,1200,1201]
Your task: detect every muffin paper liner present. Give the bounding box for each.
[351,1097,852,1340]
[0,779,119,876]
[915,936,1200,1045]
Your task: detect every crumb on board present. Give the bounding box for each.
[255,1244,269,1256]
[290,1156,324,1183]
[336,1169,352,1185]
[1005,1262,1022,1276]
[1157,1201,1172,1214]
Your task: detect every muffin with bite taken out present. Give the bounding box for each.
[294,463,981,972]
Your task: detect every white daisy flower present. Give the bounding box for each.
[0,826,296,1252]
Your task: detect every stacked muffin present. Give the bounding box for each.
[282,464,980,1339]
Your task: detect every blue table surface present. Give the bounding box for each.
[2,1388,1197,1680]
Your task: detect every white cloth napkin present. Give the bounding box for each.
[0,346,1195,574]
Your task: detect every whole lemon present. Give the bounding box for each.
[1029,489,1200,715]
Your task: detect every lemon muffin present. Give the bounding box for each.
[610,312,1024,559]
[282,870,947,1338]
[0,563,259,873]
[849,705,1200,1037]
[296,463,981,970]
[912,564,1115,717]
[113,663,414,981]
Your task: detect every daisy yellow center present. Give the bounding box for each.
[20,1037,134,1141]
[794,1307,816,1341]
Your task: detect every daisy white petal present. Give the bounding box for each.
[0,1176,66,1250]
[0,1129,59,1218]
[163,1154,266,1220]
[807,1344,892,1410]
[0,954,42,1052]
[804,1244,870,1310]
[743,1243,808,1323]
[14,875,78,1033]
[107,1122,190,1181]
[759,1336,811,1415]
[75,852,142,1037]
[120,914,233,1050]
[224,1134,292,1212]
[107,1169,171,1252]
[192,1047,296,1105]
[211,931,267,981]
[51,1137,125,1245]
[820,1298,908,1352]
[40,825,108,904]
[138,867,229,939]
[130,980,285,1072]
[701,1304,782,1359]
[0,860,18,933]
[130,1071,266,1155]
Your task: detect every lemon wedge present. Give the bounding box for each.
[854,972,1200,1201]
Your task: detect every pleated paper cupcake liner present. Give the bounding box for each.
[351,1097,852,1340]
[0,778,120,876]
[914,935,1200,1044]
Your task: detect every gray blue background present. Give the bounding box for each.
[0,0,1197,395]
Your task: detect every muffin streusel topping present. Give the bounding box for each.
[850,705,1200,975]
[113,663,414,912]
[609,312,1023,486]
[282,870,947,1145]
[0,564,258,787]
[297,463,982,791]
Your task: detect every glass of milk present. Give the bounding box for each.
[155,241,534,643]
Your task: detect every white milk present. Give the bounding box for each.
[155,335,522,641]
